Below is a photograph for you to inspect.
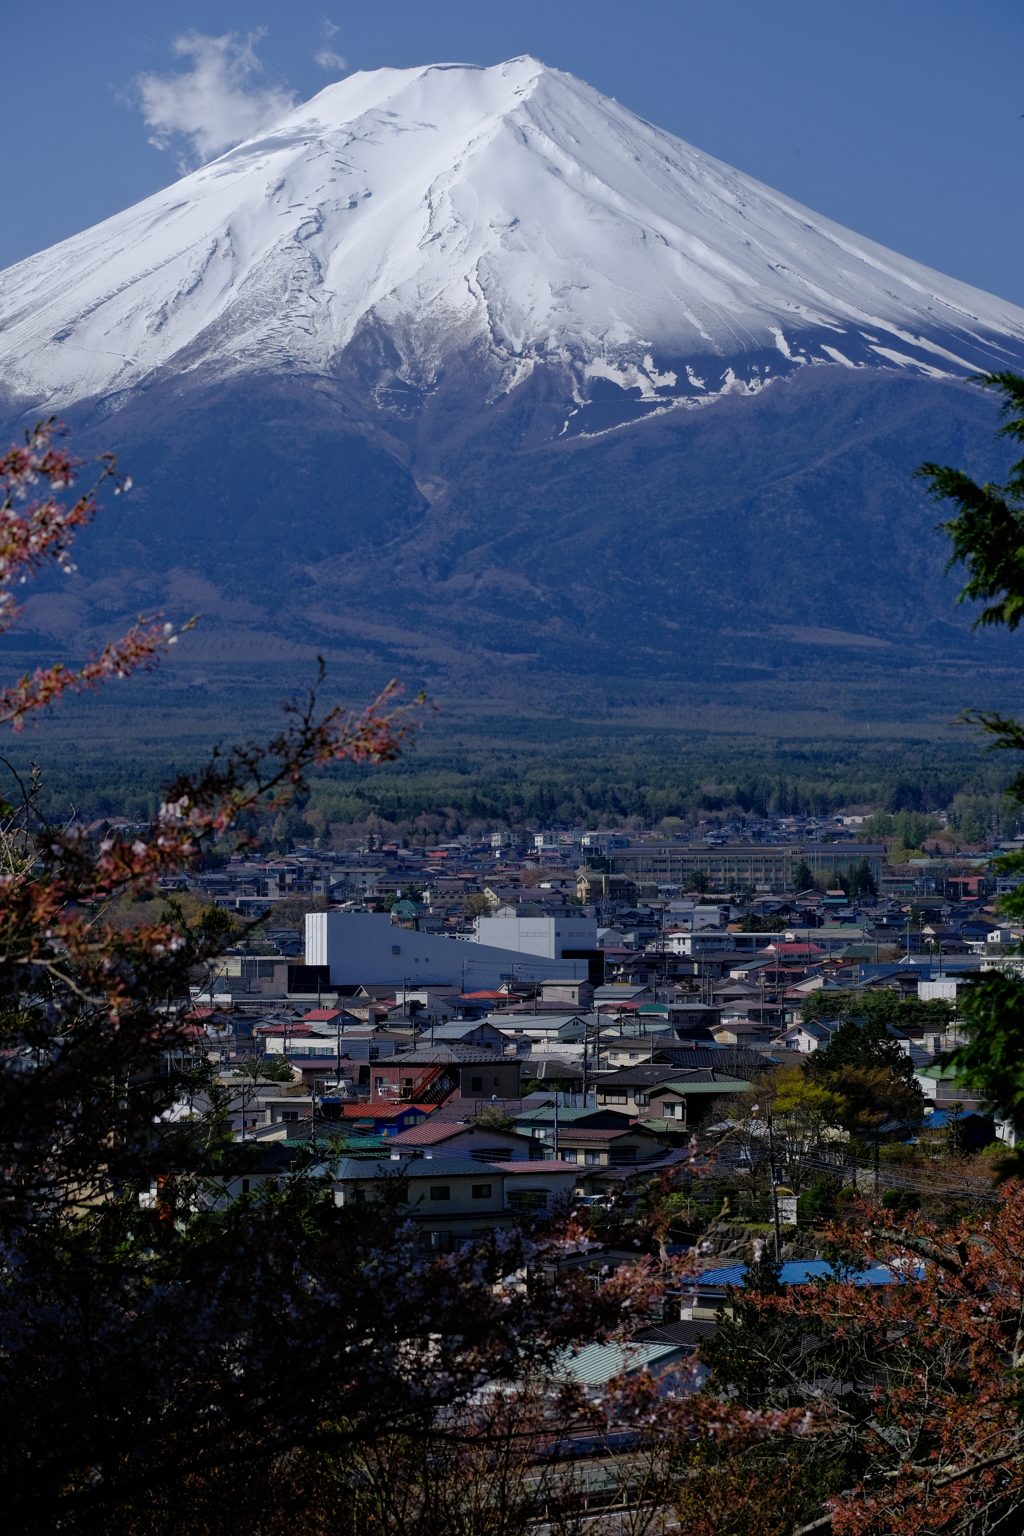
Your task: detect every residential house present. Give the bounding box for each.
[547,1123,668,1168]
[408,1020,513,1052]
[775,1020,837,1054]
[593,985,655,1007]
[709,1019,778,1047]
[598,1033,675,1068]
[540,979,595,1009]
[644,1075,752,1129]
[594,1065,752,1126]
[327,1154,579,1247]
[336,1103,436,1136]
[386,1120,541,1161]
[680,1259,919,1320]
[486,1013,592,1044]
[513,1104,634,1150]
[593,1064,689,1113]
[369,1044,523,1106]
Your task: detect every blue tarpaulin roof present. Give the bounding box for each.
[693,1260,915,1288]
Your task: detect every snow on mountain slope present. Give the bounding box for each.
[3,55,1024,419]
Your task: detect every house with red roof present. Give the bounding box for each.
[387,1119,539,1161]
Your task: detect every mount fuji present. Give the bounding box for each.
[2,57,1023,735]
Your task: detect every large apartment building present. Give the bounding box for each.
[604,843,885,892]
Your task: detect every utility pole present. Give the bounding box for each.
[766,1108,782,1264]
[581,1023,588,1106]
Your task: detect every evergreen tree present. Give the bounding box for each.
[698,1255,802,1411]
[916,372,1024,1160]
[805,1016,914,1082]
[848,856,877,897]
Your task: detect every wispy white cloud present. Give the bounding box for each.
[136,30,297,170]
[315,17,347,74]
[315,46,348,71]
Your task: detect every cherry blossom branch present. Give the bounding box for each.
[0,616,195,732]
[0,420,125,630]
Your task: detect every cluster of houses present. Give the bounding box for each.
[181,929,999,1238]
[139,814,1017,1384]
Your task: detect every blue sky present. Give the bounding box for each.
[4,0,1023,303]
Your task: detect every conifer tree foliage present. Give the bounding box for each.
[919,372,1024,1152]
[804,1016,916,1082]
[791,859,815,892]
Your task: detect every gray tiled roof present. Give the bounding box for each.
[595,1064,696,1087]
[375,1044,513,1064]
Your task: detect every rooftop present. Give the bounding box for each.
[692,1260,916,1288]
[514,1106,630,1124]
[387,1120,530,1146]
[340,1103,433,1119]
[376,1045,516,1064]
[557,1342,685,1383]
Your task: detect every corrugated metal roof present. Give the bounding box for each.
[559,1342,684,1384]
[341,1103,432,1119]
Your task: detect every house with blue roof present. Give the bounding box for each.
[679,1260,920,1320]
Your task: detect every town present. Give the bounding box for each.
[133,807,1009,1314]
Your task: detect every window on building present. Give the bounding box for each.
[282,1110,298,1123]
[429,1186,451,1201]
[559,1149,578,1163]
[471,1184,492,1199]
[508,1190,549,1213]
[584,1151,601,1165]
[471,1076,483,1092]
[599,1091,627,1104]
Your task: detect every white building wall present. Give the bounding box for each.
[306,913,587,988]
[918,979,959,1002]
[473,914,597,959]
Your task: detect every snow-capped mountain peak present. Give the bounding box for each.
[3,56,1024,420]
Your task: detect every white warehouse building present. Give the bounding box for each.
[305,912,589,989]
[473,913,598,960]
